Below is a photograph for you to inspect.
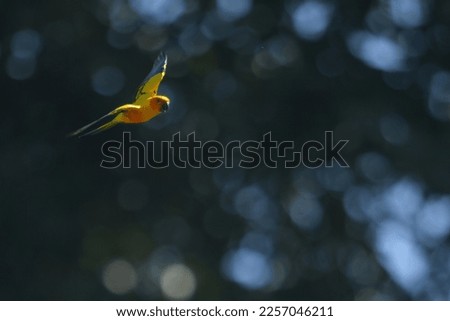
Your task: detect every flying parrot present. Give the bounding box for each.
[69,51,170,137]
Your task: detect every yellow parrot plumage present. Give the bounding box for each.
[69,52,170,137]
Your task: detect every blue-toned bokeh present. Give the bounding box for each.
[1,0,450,300]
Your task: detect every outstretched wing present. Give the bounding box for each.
[133,51,167,105]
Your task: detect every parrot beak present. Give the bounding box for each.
[161,101,169,113]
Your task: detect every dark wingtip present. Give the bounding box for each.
[151,51,168,72]
[158,51,168,64]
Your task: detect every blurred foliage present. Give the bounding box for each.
[1,0,450,300]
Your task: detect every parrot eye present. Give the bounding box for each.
[160,101,169,113]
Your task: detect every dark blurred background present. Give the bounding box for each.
[1,0,450,300]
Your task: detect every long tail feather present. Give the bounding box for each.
[77,120,119,137]
[68,113,115,137]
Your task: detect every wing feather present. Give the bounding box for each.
[133,51,167,105]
